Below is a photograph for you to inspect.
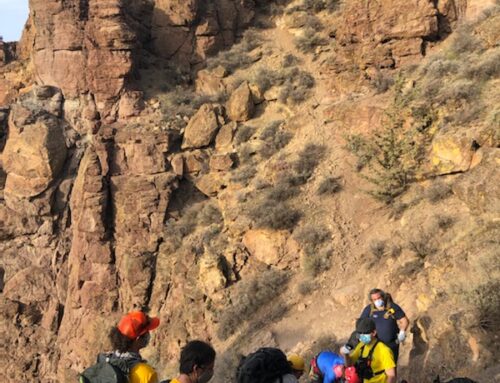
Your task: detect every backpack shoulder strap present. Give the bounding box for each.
[368,341,385,376]
[367,340,379,360]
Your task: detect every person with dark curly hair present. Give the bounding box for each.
[92,311,160,383]
[166,340,216,383]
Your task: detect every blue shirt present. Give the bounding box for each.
[360,302,406,344]
[316,351,344,383]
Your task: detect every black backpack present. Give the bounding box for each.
[355,341,384,380]
[237,347,292,383]
[79,354,132,383]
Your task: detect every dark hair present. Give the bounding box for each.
[109,326,135,352]
[356,317,376,334]
[368,288,386,301]
[179,340,216,374]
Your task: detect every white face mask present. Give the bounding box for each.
[374,299,384,308]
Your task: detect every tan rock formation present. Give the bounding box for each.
[243,229,299,268]
[453,148,500,215]
[152,0,255,65]
[3,86,67,213]
[429,129,477,175]
[182,104,223,149]
[227,81,255,122]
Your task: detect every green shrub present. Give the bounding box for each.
[462,49,500,81]
[407,230,437,259]
[317,177,342,195]
[217,269,289,338]
[294,225,330,249]
[426,181,452,203]
[291,143,325,185]
[295,224,332,277]
[294,28,327,53]
[466,282,500,332]
[198,203,223,226]
[231,166,257,185]
[303,0,340,12]
[435,215,454,231]
[258,121,293,158]
[371,70,395,94]
[297,279,315,295]
[370,240,386,258]
[302,245,333,276]
[344,134,373,171]
[234,125,255,145]
[437,79,480,104]
[448,27,483,56]
[282,54,299,67]
[247,200,301,230]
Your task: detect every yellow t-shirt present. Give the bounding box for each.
[350,341,395,383]
[129,362,159,383]
[170,379,181,383]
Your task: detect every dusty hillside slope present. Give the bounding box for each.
[0,0,499,382]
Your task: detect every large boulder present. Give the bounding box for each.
[243,229,299,268]
[227,81,255,122]
[182,104,222,149]
[452,148,500,215]
[429,128,476,175]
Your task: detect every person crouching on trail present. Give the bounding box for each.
[359,288,409,362]
[309,350,345,383]
[288,354,305,379]
[110,310,160,383]
[341,318,396,383]
[168,340,216,383]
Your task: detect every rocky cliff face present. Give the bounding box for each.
[0,0,499,382]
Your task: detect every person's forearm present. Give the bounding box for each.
[398,316,409,331]
[387,375,397,383]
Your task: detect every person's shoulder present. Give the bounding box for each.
[391,302,406,316]
[360,305,371,316]
[374,341,393,356]
[130,362,158,382]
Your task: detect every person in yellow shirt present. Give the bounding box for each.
[340,318,396,383]
[168,340,216,383]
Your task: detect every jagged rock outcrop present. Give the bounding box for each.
[152,0,256,65]
[23,0,255,121]
[3,86,67,214]
[182,104,224,149]
[0,1,498,382]
[336,0,439,68]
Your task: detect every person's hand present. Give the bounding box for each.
[397,330,406,343]
[340,344,352,355]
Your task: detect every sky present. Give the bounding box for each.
[0,0,29,42]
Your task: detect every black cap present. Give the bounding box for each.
[356,317,376,334]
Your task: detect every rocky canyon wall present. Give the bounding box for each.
[0,0,497,382]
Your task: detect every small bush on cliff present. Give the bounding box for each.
[467,281,500,332]
[217,269,289,338]
[247,200,301,230]
[317,177,342,195]
[251,66,315,104]
[303,0,340,12]
[234,125,255,145]
[258,121,293,158]
[294,28,327,53]
[294,224,333,276]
